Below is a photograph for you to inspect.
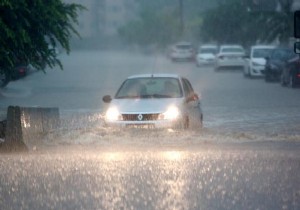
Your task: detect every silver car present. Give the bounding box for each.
[169,42,195,62]
[196,44,218,66]
[102,74,203,129]
[215,45,246,70]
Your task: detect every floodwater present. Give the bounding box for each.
[0,51,300,209]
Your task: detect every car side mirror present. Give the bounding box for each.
[102,95,112,103]
[294,42,300,54]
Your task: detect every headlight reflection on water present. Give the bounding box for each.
[162,151,185,161]
[102,152,125,162]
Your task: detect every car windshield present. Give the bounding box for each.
[272,49,293,60]
[252,48,274,58]
[221,47,244,53]
[115,77,183,98]
[199,48,217,54]
[176,44,192,50]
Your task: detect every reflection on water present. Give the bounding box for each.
[0,148,299,210]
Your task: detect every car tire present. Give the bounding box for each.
[265,73,271,82]
[280,74,287,86]
[199,114,203,129]
[0,71,10,88]
[289,74,296,88]
[248,67,254,78]
[183,116,189,129]
[243,68,249,77]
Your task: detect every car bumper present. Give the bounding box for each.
[250,66,265,76]
[171,53,194,60]
[105,119,182,129]
[196,58,215,65]
[216,59,245,68]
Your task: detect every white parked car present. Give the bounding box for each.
[215,45,246,70]
[102,74,203,129]
[196,45,218,66]
[169,42,195,62]
[244,45,276,77]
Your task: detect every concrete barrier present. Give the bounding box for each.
[2,106,60,151]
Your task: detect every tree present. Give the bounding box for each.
[0,0,84,87]
[200,0,296,47]
[200,0,259,47]
[253,0,294,45]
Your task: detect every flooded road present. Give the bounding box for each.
[0,143,300,210]
[1,50,300,140]
[0,51,300,209]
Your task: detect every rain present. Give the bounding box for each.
[0,0,300,209]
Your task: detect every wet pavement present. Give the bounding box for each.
[0,51,300,209]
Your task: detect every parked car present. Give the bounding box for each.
[244,45,276,77]
[264,47,295,82]
[215,45,246,70]
[102,74,203,129]
[0,70,10,88]
[0,64,30,88]
[169,42,195,62]
[196,44,218,66]
[280,55,300,88]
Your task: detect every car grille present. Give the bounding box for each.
[122,114,159,121]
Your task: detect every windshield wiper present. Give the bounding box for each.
[140,94,172,98]
[116,95,140,99]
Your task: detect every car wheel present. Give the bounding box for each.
[280,74,287,86]
[0,70,10,88]
[243,67,249,77]
[265,73,271,82]
[289,74,296,88]
[199,114,203,129]
[183,116,189,129]
[248,68,254,78]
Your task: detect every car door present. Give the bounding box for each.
[182,78,202,125]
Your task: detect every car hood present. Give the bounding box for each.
[109,98,184,113]
[218,52,245,56]
[251,58,266,65]
[197,53,216,59]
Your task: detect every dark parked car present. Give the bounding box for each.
[263,47,295,82]
[0,64,30,88]
[280,55,300,88]
[11,65,29,80]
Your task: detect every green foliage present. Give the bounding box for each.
[0,0,84,75]
[200,0,256,46]
[200,0,294,46]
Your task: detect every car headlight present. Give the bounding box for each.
[158,106,180,120]
[105,107,122,121]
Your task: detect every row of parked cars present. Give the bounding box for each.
[169,41,300,88]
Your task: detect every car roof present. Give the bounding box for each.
[251,45,277,50]
[127,74,181,79]
[199,44,218,48]
[220,45,243,48]
[175,41,192,46]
